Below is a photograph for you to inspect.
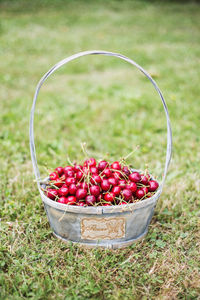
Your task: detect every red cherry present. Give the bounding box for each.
[76,182,82,189]
[84,158,96,167]
[49,172,59,180]
[122,189,132,201]
[122,166,130,176]
[141,186,148,195]
[90,185,100,197]
[129,172,141,183]
[97,194,103,202]
[77,202,85,206]
[69,184,77,195]
[111,161,121,171]
[104,203,111,206]
[101,179,111,191]
[82,167,89,175]
[98,160,109,171]
[90,167,99,175]
[118,180,126,188]
[74,164,82,172]
[104,192,115,202]
[108,177,118,186]
[58,185,69,197]
[112,186,121,196]
[66,196,76,205]
[46,189,58,200]
[85,195,96,205]
[148,180,159,192]
[58,196,67,204]
[102,168,113,178]
[126,182,137,193]
[136,189,145,199]
[140,175,149,185]
[76,189,87,200]
[76,170,84,181]
[90,175,102,185]
[147,193,154,198]
[63,166,74,174]
[119,202,127,205]
[55,167,64,176]
[53,179,64,188]
[113,171,122,180]
[81,182,88,190]
[65,177,76,186]
[65,170,75,178]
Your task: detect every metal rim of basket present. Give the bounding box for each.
[30,50,172,211]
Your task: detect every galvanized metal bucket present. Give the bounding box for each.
[30,50,172,249]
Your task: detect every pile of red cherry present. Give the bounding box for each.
[44,158,159,206]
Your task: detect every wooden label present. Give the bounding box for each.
[81,217,125,240]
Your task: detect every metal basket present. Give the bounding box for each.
[30,50,172,249]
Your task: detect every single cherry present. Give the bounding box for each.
[69,183,77,195]
[104,192,115,202]
[90,175,102,185]
[98,160,109,171]
[65,177,76,186]
[118,179,126,189]
[76,182,82,189]
[84,158,96,167]
[113,171,122,180]
[46,189,58,200]
[58,185,69,197]
[141,186,148,195]
[66,196,76,204]
[102,168,113,178]
[122,189,132,201]
[129,172,141,183]
[76,188,87,200]
[85,195,96,206]
[90,167,99,175]
[140,175,149,185]
[49,172,59,181]
[101,179,111,191]
[58,196,67,204]
[97,194,103,202]
[111,161,121,171]
[74,164,82,172]
[90,185,100,197]
[53,179,64,188]
[81,182,88,190]
[136,189,145,199]
[108,177,118,186]
[122,166,130,176]
[65,170,75,178]
[112,186,121,196]
[76,170,83,181]
[126,182,137,193]
[77,201,85,206]
[63,166,74,174]
[82,167,89,175]
[55,167,64,176]
[148,180,159,192]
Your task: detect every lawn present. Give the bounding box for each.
[0,0,199,299]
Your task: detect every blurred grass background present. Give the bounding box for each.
[0,0,199,299]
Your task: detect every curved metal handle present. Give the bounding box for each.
[30,50,172,192]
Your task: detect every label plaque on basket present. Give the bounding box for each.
[81,217,125,240]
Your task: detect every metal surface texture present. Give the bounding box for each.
[30,50,172,248]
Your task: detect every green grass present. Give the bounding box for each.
[0,0,200,299]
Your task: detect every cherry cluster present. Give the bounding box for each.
[44,158,159,206]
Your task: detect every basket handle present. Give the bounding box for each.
[30,50,172,193]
